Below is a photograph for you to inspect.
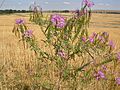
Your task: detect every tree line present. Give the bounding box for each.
[0,9,70,14]
[0,9,31,14]
[0,9,120,14]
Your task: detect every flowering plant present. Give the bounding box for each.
[11,0,120,90]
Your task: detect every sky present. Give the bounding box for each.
[0,0,120,10]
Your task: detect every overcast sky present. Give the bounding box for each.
[0,0,120,10]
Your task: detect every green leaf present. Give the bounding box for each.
[75,62,91,72]
[97,58,113,66]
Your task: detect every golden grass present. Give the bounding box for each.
[0,13,120,89]
[90,13,120,45]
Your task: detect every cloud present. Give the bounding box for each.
[98,3,110,6]
[94,3,111,10]
[98,3,104,6]
[30,1,35,4]
[105,4,110,6]
[63,2,70,5]
[44,2,49,4]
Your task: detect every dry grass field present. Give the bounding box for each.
[0,13,120,89]
[1,13,120,59]
[90,13,120,47]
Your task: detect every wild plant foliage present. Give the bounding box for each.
[10,0,120,90]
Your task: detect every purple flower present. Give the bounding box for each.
[92,32,97,38]
[81,9,88,16]
[51,14,65,28]
[89,37,94,43]
[24,30,33,38]
[116,77,120,85]
[82,0,94,8]
[99,36,105,43]
[102,65,107,70]
[98,36,102,40]
[117,52,120,61]
[58,50,67,59]
[16,19,24,24]
[83,9,88,14]
[75,9,88,17]
[88,33,97,43]
[103,32,109,37]
[94,70,105,80]
[82,37,86,42]
[109,40,115,49]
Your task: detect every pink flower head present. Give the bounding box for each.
[81,9,88,16]
[117,52,120,61]
[116,77,120,85]
[83,9,88,14]
[99,36,105,43]
[16,19,24,24]
[75,9,88,17]
[98,36,102,40]
[82,37,86,42]
[24,30,33,38]
[89,37,94,43]
[103,32,109,37]
[58,50,67,59]
[82,0,94,8]
[51,14,65,28]
[92,32,97,38]
[109,40,115,49]
[102,65,107,70]
[94,70,105,80]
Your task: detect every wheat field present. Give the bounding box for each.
[1,13,120,59]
